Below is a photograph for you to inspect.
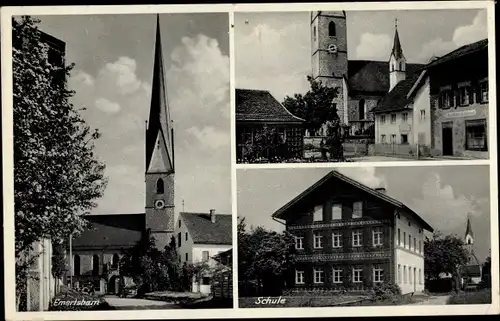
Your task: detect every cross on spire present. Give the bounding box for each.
[395,18,398,29]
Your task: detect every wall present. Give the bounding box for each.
[176,215,195,265]
[375,110,413,145]
[394,210,425,294]
[348,96,380,122]
[412,77,432,146]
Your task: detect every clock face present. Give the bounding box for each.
[154,199,165,209]
[327,44,338,54]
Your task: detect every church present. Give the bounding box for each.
[309,11,424,137]
[461,217,482,289]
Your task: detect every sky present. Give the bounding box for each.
[34,14,232,216]
[235,9,488,102]
[237,166,492,263]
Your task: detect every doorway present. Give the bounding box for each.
[442,122,454,156]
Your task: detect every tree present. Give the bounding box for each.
[163,236,182,291]
[241,125,289,161]
[237,218,296,296]
[424,232,469,291]
[51,240,67,294]
[481,253,491,288]
[13,16,107,308]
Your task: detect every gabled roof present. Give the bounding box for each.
[236,89,305,123]
[347,61,424,94]
[370,75,419,114]
[71,213,145,250]
[424,39,488,69]
[272,170,433,232]
[180,212,232,245]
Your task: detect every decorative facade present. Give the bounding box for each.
[272,170,433,294]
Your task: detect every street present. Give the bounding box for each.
[103,295,183,310]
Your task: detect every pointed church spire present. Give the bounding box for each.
[465,215,474,239]
[146,14,174,172]
[391,18,404,60]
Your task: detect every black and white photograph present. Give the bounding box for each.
[234,9,490,163]
[9,13,232,312]
[237,165,492,307]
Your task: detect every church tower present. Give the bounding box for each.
[389,19,406,91]
[311,11,349,127]
[464,215,475,259]
[145,15,175,250]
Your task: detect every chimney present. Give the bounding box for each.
[375,187,386,194]
[210,209,216,223]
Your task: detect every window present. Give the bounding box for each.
[178,220,181,228]
[398,228,401,245]
[156,178,164,194]
[409,234,412,250]
[380,115,386,124]
[420,110,426,121]
[403,232,406,247]
[92,254,99,276]
[112,254,120,268]
[332,266,343,283]
[409,268,412,284]
[480,80,488,102]
[353,201,363,218]
[295,270,305,284]
[359,99,365,120]
[391,114,396,124]
[465,119,487,151]
[332,231,343,248]
[414,237,416,251]
[313,26,317,42]
[401,134,408,144]
[185,253,188,261]
[202,251,209,262]
[402,112,408,122]
[352,266,363,283]
[439,90,455,109]
[74,255,81,276]
[419,269,422,284]
[352,229,362,247]
[295,236,304,250]
[331,204,342,220]
[178,232,182,248]
[458,85,472,106]
[314,268,325,284]
[403,266,407,283]
[202,277,211,285]
[381,134,386,143]
[390,134,396,144]
[372,227,383,246]
[328,21,336,37]
[419,240,422,253]
[373,264,384,283]
[408,221,411,227]
[313,205,323,222]
[185,232,188,241]
[397,264,401,284]
[313,232,323,249]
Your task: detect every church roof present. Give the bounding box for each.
[370,75,420,114]
[235,89,305,123]
[272,170,434,232]
[180,212,232,245]
[391,27,404,60]
[465,217,474,238]
[347,61,424,94]
[424,38,488,69]
[146,15,174,172]
[71,213,146,250]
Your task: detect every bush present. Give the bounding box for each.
[372,282,402,302]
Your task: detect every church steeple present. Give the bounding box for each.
[465,215,474,246]
[389,18,407,91]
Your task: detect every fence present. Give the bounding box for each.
[212,271,232,299]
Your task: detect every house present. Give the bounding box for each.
[176,210,232,294]
[235,88,305,161]
[310,12,424,138]
[426,39,489,158]
[271,170,433,294]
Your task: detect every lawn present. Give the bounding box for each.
[239,295,369,308]
[447,289,492,305]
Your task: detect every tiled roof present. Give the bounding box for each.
[71,213,145,250]
[236,89,305,123]
[425,39,488,69]
[181,212,232,245]
[272,170,434,232]
[370,76,419,114]
[347,61,424,94]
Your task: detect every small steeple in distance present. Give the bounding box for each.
[389,18,407,91]
[145,14,175,250]
[465,215,474,246]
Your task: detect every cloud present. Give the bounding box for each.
[355,33,392,61]
[416,10,487,62]
[235,21,311,101]
[98,57,143,95]
[339,167,387,190]
[71,70,95,87]
[186,126,230,150]
[95,97,120,114]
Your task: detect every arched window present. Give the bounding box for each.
[92,254,100,276]
[359,99,365,120]
[313,26,317,42]
[73,255,80,276]
[156,178,164,194]
[399,61,403,71]
[328,21,336,37]
[112,254,120,268]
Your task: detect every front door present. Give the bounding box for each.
[442,122,454,156]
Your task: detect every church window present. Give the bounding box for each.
[328,21,336,37]
[358,99,365,120]
[73,255,81,276]
[156,178,164,194]
[112,254,119,268]
[185,232,188,241]
[313,26,317,42]
[399,61,403,71]
[185,253,188,261]
[92,254,99,276]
